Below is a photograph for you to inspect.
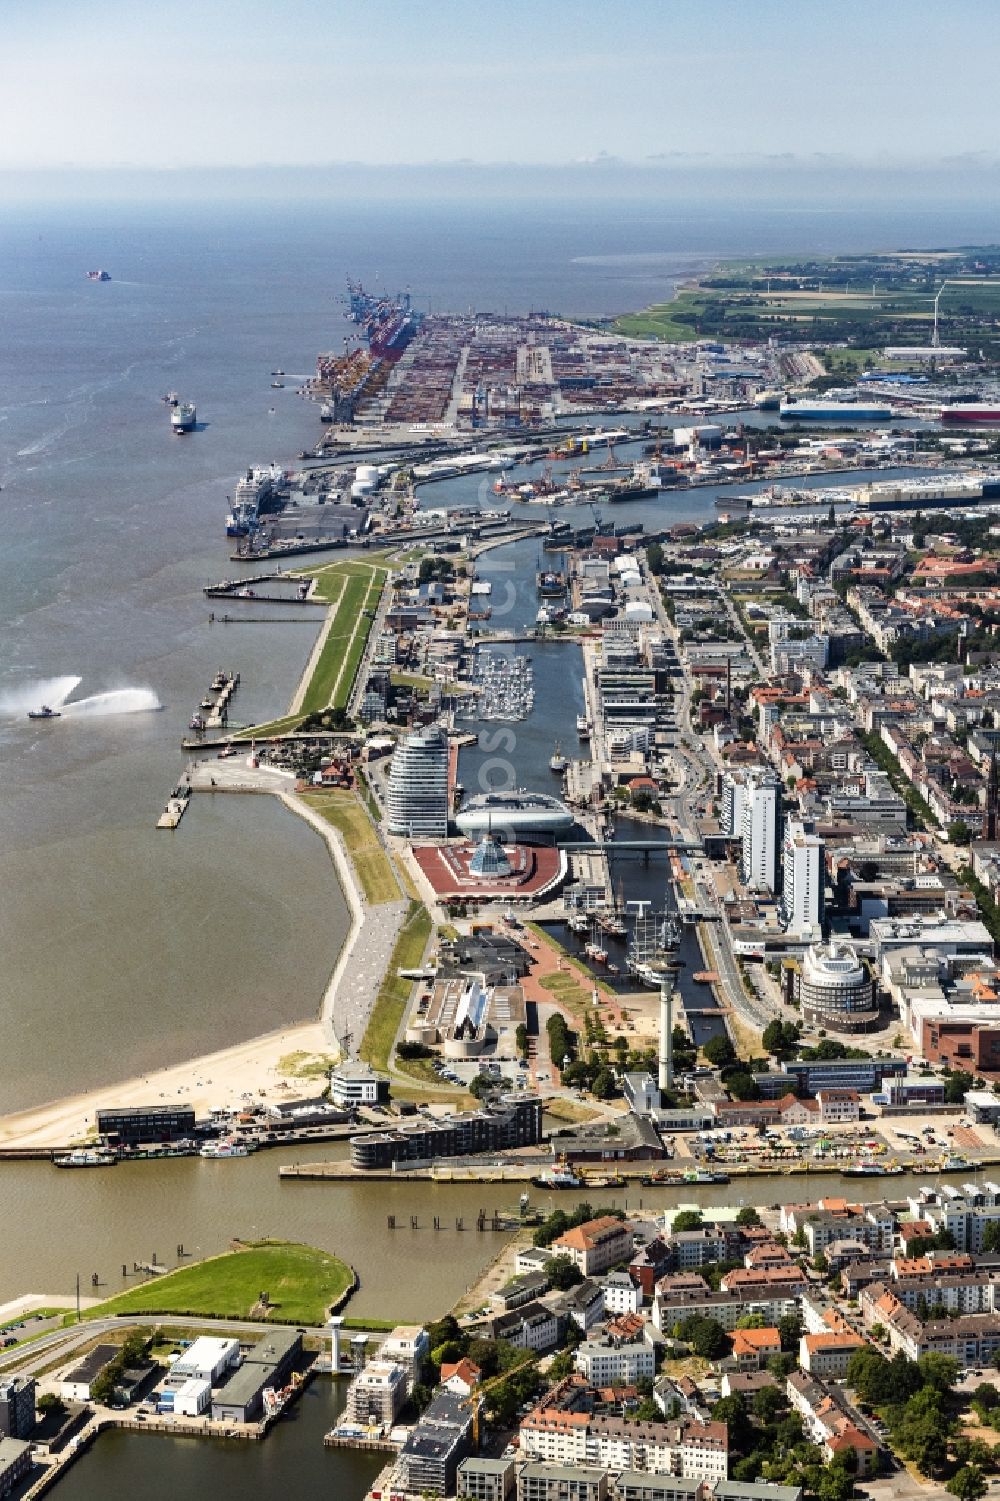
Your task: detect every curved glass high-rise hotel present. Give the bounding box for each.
[386,725,450,839]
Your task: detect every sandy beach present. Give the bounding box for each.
[0,1020,336,1150]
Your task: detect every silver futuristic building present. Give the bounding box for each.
[386,725,450,839]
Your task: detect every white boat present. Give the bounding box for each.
[576,715,591,740]
[53,1149,117,1169]
[549,740,568,774]
[534,1165,582,1190]
[199,1139,251,1159]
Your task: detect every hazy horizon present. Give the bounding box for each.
[5,0,1000,176]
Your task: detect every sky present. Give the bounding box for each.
[3,0,1000,173]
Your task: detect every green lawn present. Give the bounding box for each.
[359,901,433,1071]
[302,791,399,904]
[84,1241,354,1326]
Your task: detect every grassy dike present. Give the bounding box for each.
[81,1241,354,1327]
[359,900,433,1072]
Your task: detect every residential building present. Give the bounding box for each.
[731,1328,782,1369]
[381,1325,431,1391]
[518,1465,608,1501]
[552,1217,634,1277]
[574,1339,656,1386]
[781,819,824,936]
[603,1271,643,1316]
[799,1330,867,1379]
[386,724,450,839]
[441,1359,482,1398]
[786,1372,878,1477]
[351,1095,542,1170]
[741,771,780,893]
[399,1389,474,1497]
[345,1361,407,1428]
[520,1405,727,1482]
[328,1060,390,1110]
[0,1380,34,1441]
[458,1457,516,1501]
[0,1440,31,1498]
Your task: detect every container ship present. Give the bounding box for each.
[455,790,575,840]
[940,402,1000,425]
[779,400,893,421]
[169,398,196,433]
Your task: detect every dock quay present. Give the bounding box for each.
[204,574,324,605]
[156,783,191,829]
[188,671,241,734]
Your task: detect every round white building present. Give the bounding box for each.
[796,940,878,1031]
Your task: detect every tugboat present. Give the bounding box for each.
[534,1163,583,1190]
[549,740,568,774]
[27,705,60,720]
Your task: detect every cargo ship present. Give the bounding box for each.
[779,400,893,421]
[86,269,111,282]
[169,398,196,433]
[455,790,575,839]
[940,403,1000,424]
[858,474,1000,511]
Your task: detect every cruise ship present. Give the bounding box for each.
[455,791,574,840]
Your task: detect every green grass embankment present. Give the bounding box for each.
[359,901,433,1072]
[302,790,399,904]
[83,1241,354,1326]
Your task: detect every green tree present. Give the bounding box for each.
[726,1071,760,1101]
[753,1385,786,1425]
[768,1352,797,1380]
[949,819,972,846]
[703,1035,737,1069]
[590,1068,617,1100]
[944,1069,973,1104]
[36,1393,65,1418]
[431,1340,464,1369]
[677,1315,730,1361]
[948,1466,989,1501]
[545,1255,584,1291]
[778,1313,802,1352]
[712,1392,752,1451]
[735,1206,762,1228]
[671,1210,704,1233]
[982,1223,1000,1256]
[515,1023,529,1057]
[917,1352,960,1394]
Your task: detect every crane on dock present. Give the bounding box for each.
[460,1356,538,1449]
